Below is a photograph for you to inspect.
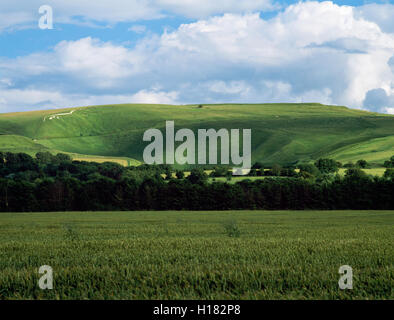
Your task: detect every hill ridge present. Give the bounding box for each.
[0,103,393,166]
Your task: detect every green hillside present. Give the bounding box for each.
[0,103,393,166]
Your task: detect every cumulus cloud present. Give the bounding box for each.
[54,38,143,87]
[1,1,394,113]
[363,88,394,113]
[389,56,394,73]
[0,37,147,93]
[0,0,275,31]
[307,38,369,54]
[151,1,394,108]
[355,3,394,34]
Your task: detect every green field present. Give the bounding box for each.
[0,103,394,166]
[0,210,393,300]
[0,134,140,166]
[338,168,387,176]
[207,168,388,183]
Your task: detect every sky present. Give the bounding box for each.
[0,0,394,113]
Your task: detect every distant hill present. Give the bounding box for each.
[0,103,393,166]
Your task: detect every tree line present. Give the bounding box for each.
[0,151,393,212]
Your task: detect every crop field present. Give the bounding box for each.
[0,210,393,300]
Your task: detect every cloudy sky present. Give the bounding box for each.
[0,0,393,113]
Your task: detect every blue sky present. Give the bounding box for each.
[0,1,393,113]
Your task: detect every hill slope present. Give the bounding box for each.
[0,103,393,166]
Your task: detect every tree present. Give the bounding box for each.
[55,153,72,163]
[271,164,282,176]
[175,170,185,179]
[98,162,124,180]
[36,152,54,165]
[356,159,368,168]
[187,168,208,184]
[0,152,5,165]
[314,158,338,174]
[298,163,320,176]
[383,156,394,168]
[316,173,334,185]
[5,152,18,166]
[17,153,36,171]
[344,168,368,179]
[252,162,264,169]
[164,168,173,180]
[344,162,355,168]
[4,152,36,171]
[249,169,257,176]
[300,171,315,180]
[280,168,297,177]
[210,166,228,177]
[383,168,394,180]
[1,150,393,212]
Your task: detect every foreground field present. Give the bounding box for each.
[0,211,393,300]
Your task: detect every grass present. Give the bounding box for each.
[327,136,394,164]
[70,155,140,166]
[0,210,393,300]
[0,103,393,166]
[210,176,270,183]
[338,168,387,176]
[0,135,140,166]
[205,168,387,184]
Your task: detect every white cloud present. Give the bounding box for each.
[0,0,275,31]
[208,81,251,95]
[1,1,394,113]
[54,38,143,87]
[363,88,394,114]
[389,56,394,73]
[0,87,178,112]
[0,11,35,32]
[0,87,72,112]
[129,89,178,104]
[128,25,147,34]
[355,3,394,34]
[0,78,13,87]
[156,0,275,18]
[152,2,394,108]
[0,1,161,31]
[0,37,146,90]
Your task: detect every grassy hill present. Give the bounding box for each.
[0,103,393,166]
